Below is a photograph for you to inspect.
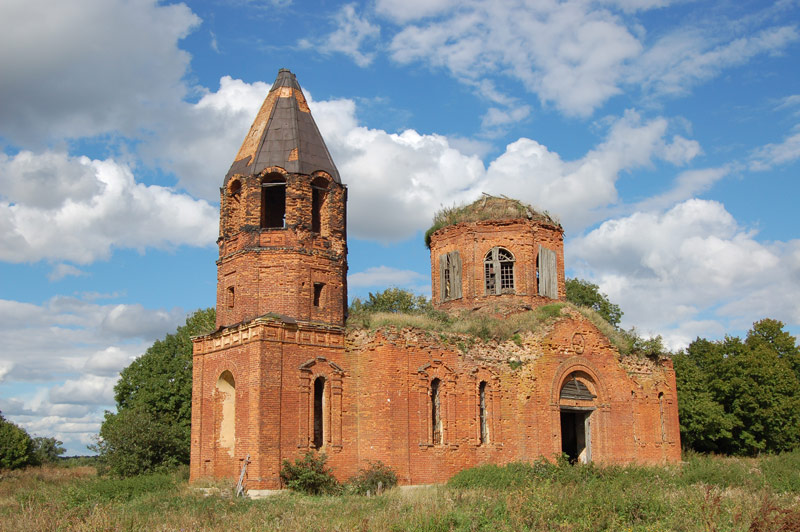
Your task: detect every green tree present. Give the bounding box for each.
[675,320,800,455]
[0,412,34,470]
[349,288,432,315]
[565,278,623,327]
[95,308,215,476]
[673,349,734,453]
[31,436,66,465]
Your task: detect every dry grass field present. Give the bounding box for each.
[1,452,799,531]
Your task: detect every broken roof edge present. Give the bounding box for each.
[424,194,562,248]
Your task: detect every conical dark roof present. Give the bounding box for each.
[225,69,341,183]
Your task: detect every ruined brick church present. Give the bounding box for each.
[189,69,680,489]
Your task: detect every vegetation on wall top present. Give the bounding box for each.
[424,195,561,248]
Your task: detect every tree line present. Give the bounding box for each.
[29,282,797,476]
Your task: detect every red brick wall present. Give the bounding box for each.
[216,167,347,328]
[429,219,566,311]
[191,312,681,489]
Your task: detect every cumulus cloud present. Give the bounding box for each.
[0,296,185,452]
[0,296,184,382]
[311,94,699,240]
[137,76,271,200]
[49,375,119,405]
[0,0,199,144]
[0,151,218,264]
[568,199,800,348]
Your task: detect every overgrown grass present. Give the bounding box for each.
[424,196,561,248]
[348,303,568,347]
[348,302,665,359]
[3,452,800,531]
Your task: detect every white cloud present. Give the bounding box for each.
[634,167,727,211]
[0,296,184,382]
[312,97,485,241]
[388,1,641,116]
[83,347,137,378]
[481,105,532,129]
[375,0,457,23]
[0,296,186,453]
[137,76,271,201]
[348,266,427,288]
[0,0,200,144]
[49,376,119,406]
[0,151,218,264]
[568,199,800,348]
[300,4,381,67]
[310,3,798,118]
[312,96,701,240]
[749,130,800,170]
[629,25,799,98]
[48,264,88,282]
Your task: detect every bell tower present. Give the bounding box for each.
[216,68,347,327]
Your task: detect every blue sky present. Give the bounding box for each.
[1,0,799,454]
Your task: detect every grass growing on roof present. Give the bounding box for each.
[348,301,667,359]
[425,195,561,248]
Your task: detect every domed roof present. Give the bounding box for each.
[425,195,560,248]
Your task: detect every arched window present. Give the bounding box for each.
[484,247,515,295]
[216,371,236,456]
[313,376,326,449]
[479,381,488,444]
[261,173,286,229]
[311,177,328,234]
[431,378,442,445]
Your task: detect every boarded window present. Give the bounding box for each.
[479,381,488,445]
[439,251,462,301]
[313,377,325,449]
[313,283,324,307]
[484,247,514,295]
[431,378,442,445]
[261,174,286,229]
[538,245,558,299]
[311,177,328,234]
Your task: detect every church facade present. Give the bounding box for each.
[189,69,681,490]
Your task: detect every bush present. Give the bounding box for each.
[0,413,34,470]
[347,461,398,495]
[92,407,188,477]
[280,451,339,495]
[31,437,66,465]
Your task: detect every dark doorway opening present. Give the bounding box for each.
[560,409,592,464]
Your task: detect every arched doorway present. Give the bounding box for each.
[558,373,597,463]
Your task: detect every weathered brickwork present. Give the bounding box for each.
[215,167,347,328]
[190,69,681,490]
[429,218,566,311]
